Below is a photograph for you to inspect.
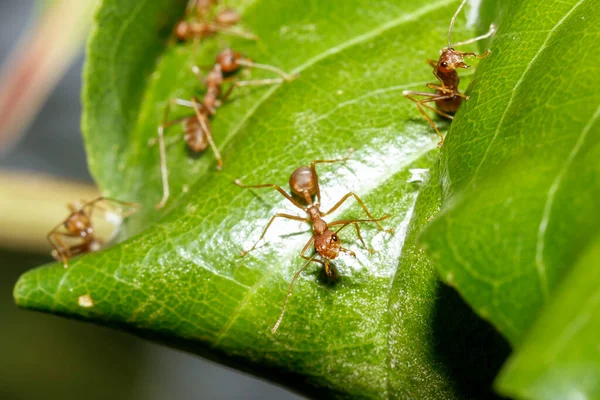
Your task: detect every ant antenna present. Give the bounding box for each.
[450,23,496,48]
[448,0,468,48]
[272,253,319,334]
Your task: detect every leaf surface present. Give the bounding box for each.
[15,0,509,397]
[422,0,600,344]
[420,0,600,398]
[495,234,600,400]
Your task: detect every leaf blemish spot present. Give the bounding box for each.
[78,294,94,308]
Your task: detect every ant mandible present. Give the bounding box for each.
[174,0,257,42]
[155,48,297,209]
[235,149,391,333]
[47,197,138,268]
[403,0,496,146]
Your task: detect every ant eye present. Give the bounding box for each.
[441,62,448,68]
[332,235,338,242]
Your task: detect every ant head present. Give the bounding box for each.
[64,211,92,235]
[174,21,191,40]
[289,166,317,203]
[216,49,244,74]
[438,48,469,73]
[315,230,342,260]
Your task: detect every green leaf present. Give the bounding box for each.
[495,234,600,400]
[420,0,600,397]
[421,0,600,344]
[15,0,509,397]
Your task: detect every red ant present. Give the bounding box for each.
[174,0,257,41]
[155,48,297,209]
[235,149,391,333]
[403,0,496,146]
[47,197,138,268]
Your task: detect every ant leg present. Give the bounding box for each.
[451,24,497,48]
[61,242,97,264]
[235,59,297,82]
[330,216,391,251]
[299,235,316,260]
[191,65,205,83]
[156,123,171,209]
[216,27,258,40]
[425,83,464,98]
[403,91,454,146]
[272,252,320,334]
[47,231,76,268]
[406,91,457,119]
[155,99,194,209]
[430,68,447,90]
[220,78,288,103]
[234,180,306,210]
[48,232,68,266]
[191,98,223,170]
[220,60,297,102]
[458,49,492,59]
[322,193,390,231]
[310,148,354,204]
[427,59,437,68]
[336,221,368,251]
[241,213,308,256]
[83,197,139,218]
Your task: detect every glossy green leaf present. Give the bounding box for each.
[495,234,600,400]
[14,0,509,397]
[420,0,600,397]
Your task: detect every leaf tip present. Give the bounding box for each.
[13,263,66,311]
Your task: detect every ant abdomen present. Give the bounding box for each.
[289,166,317,201]
[184,117,209,152]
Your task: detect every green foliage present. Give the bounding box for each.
[496,234,600,400]
[420,0,600,398]
[17,0,600,398]
[13,0,512,397]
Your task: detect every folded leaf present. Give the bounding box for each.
[496,234,600,400]
[422,0,600,345]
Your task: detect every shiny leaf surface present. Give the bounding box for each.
[14,0,509,397]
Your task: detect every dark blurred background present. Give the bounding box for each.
[0,1,301,398]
